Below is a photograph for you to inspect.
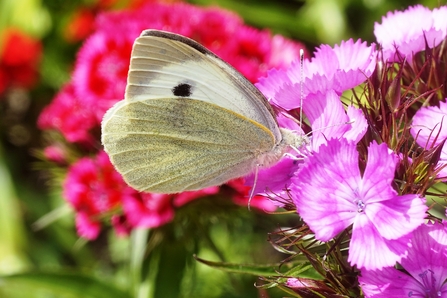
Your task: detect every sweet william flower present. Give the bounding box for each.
[247,90,367,198]
[38,84,97,145]
[42,1,307,141]
[122,193,175,229]
[256,39,376,110]
[72,32,133,122]
[411,100,447,180]
[0,28,42,94]
[63,151,223,238]
[291,139,428,270]
[360,222,447,297]
[40,1,309,237]
[63,151,134,239]
[43,144,67,164]
[374,5,447,62]
[246,39,374,197]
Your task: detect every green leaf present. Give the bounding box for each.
[0,271,131,298]
[282,262,325,280]
[193,255,281,277]
[0,145,29,274]
[153,241,189,298]
[194,255,324,280]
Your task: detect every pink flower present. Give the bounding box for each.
[291,139,428,270]
[41,1,309,237]
[256,39,376,110]
[173,187,220,207]
[38,84,96,144]
[302,90,367,150]
[72,32,133,122]
[123,187,221,229]
[122,193,175,229]
[411,100,447,180]
[360,222,447,297]
[247,90,367,198]
[41,1,305,147]
[75,212,101,240]
[374,5,447,62]
[247,39,374,198]
[227,179,278,212]
[63,151,134,239]
[43,144,67,164]
[111,215,132,237]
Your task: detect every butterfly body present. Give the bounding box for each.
[102,30,306,193]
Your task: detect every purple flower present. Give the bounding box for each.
[411,100,447,180]
[256,39,376,110]
[374,5,447,62]
[359,222,447,297]
[302,90,367,150]
[246,90,367,198]
[246,39,374,197]
[291,139,428,270]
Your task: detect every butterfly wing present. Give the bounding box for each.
[125,30,282,142]
[102,97,276,193]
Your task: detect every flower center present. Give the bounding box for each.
[408,269,442,297]
[356,200,365,213]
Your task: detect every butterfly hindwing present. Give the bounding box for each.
[102,97,276,193]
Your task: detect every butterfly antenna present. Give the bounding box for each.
[299,49,304,129]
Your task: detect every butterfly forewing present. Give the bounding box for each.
[125,30,282,142]
[102,98,276,193]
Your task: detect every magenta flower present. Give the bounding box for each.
[38,84,96,145]
[63,150,226,239]
[72,32,133,122]
[63,151,134,239]
[122,193,175,229]
[246,39,374,197]
[374,5,447,62]
[360,222,447,297]
[256,39,376,110]
[411,100,447,180]
[41,2,306,149]
[247,90,367,198]
[38,1,309,235]
[302,90,367,150]
[291,139,427,270]
[42,144,67,164]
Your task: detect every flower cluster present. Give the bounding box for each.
[38,1,306,239]
[0,28,42,95]
[250,4,447,296]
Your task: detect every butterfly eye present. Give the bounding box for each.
[172,83,193,97]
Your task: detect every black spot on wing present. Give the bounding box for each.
[172,83,192,97]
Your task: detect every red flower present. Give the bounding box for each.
[0,28,42,94]
[65,8,97,43]
[63,151,134,239]
[64,0,119,43]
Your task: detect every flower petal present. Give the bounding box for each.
[350,214,411,270]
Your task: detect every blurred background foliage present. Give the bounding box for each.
[0,0,444,297]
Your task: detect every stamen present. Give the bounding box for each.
[357,200,365,213]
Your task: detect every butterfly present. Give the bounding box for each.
[101,29,307,193]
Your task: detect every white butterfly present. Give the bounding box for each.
[101,29,307,193]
